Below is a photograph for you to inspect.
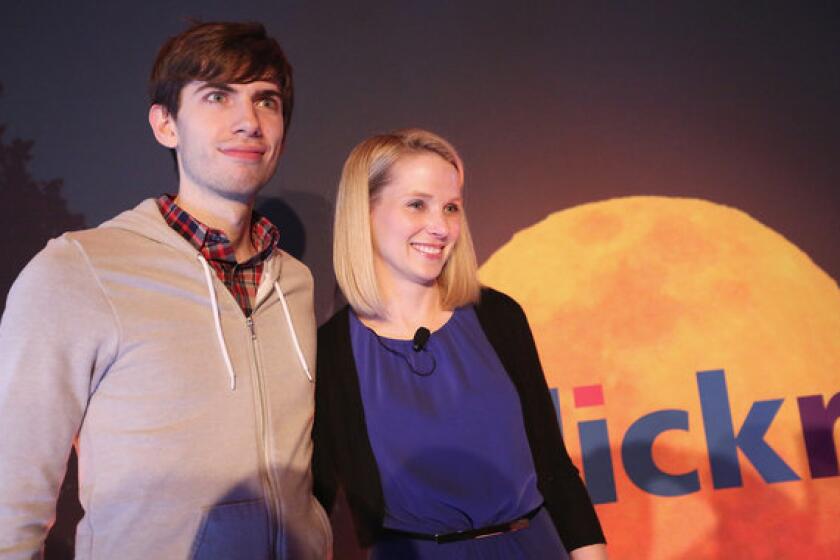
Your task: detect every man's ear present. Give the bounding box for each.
[149,104,178,149]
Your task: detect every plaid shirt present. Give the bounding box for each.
[156,195,280,317]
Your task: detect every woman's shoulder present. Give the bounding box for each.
[476,286,525,317]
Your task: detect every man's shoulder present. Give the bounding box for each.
[5,233,110,319]
[274,249,312,274]
[65,223,153,256]
[18,233,87,279]
[70,198,168,246]
[17,199,174,284]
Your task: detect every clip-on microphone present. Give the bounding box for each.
[412,327,431,352]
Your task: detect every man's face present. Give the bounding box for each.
[154,80,285,203]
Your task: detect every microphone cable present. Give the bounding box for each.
[366,326,437,377]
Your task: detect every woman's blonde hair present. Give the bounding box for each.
[333,128,480,318]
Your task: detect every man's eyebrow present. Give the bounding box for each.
[253,88,282,98]
[194,82,236,94]
[192,82,281,99]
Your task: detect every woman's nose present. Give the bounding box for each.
[425,211,450,238]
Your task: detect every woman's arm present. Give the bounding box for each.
[475,288,607,551]
[312,315,345,514]
[312,346,338,514]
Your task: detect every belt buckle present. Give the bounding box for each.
[475,530,505,540]
[509,518,530,532]
[473,517,530,540]
[432,512,534,543]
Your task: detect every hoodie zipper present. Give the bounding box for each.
[247,316,283,552]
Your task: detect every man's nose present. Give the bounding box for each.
[233,101,262,136]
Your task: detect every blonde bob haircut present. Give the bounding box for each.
[333,128,481,318]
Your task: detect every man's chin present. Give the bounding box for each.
[217,174,272,201]
[224,186,266,204]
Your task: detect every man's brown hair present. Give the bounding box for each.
[149,21,294,134]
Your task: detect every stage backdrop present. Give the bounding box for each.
[1,2,838,559]
[480,197,839,558]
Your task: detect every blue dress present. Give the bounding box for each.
[349,307,568,559]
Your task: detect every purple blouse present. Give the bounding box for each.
[349,306,545,535]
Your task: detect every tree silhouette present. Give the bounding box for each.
[0,82,86,315]
[0,82,86,559]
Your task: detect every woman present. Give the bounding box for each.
[314,129,607,559]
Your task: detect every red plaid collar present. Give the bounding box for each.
[155,194,280,316]
[155,194,280,265]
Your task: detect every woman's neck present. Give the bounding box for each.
[362,282,452,339]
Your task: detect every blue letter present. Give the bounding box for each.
[622,409,700,496]
[550,387,562,436]
[579,420,617,504]
[697,369,800,488]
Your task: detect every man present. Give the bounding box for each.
[0,22,331,559]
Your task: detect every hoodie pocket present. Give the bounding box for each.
[191,498,271,560]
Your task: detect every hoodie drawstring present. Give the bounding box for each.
[274,281,314,383]
[198,255,237,390]
[198,254,313,388]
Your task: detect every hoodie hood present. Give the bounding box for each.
[98,198,287,298]
[99,198,206,257]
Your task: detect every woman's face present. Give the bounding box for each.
[370,152,462,293]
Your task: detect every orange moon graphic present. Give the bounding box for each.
[479,196,840,559]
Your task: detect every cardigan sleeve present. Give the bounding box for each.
[311,307,385,547]
[476,288,606,551]
[312,326,338,514]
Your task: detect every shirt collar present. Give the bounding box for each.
[156,194,280,264]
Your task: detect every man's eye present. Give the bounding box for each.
[257,98,279,110]
[206,92,226,103]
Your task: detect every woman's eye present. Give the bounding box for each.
[407,200,424,209]
[444,203,460,214]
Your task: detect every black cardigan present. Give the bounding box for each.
[313,287,605,551]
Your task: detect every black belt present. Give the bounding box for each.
[380,505,542,544]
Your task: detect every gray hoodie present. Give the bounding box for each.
[0,199,331,559]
